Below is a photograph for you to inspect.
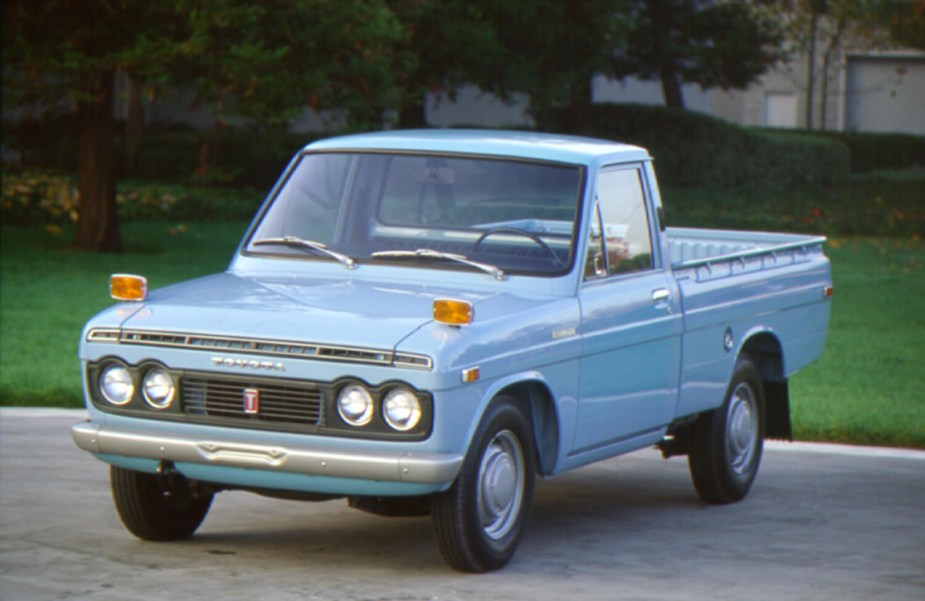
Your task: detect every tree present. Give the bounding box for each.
[3,0,408,252]
[875,0,925,49]
[775,0,916,130]
[486,0,631,119]
[384,1,503,128]
[612,0,785,108]
[3,1,186,252]
[169,0,408,180]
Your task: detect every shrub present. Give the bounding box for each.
[755,129,925,173]
[1,168,261,224]
[3,114,318,190]
[537,103,850,192]
[0,170,78,224]
[129,123,313,189]
[820,132,923,173]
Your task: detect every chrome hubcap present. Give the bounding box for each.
[477,430,525,541]
[726,382,758,476]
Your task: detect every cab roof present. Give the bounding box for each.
[304,129,650,165]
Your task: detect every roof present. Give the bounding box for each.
[304,129,650,165]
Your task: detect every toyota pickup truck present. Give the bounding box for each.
[72,130,832,572]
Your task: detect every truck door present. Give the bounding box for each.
[574,164,682,456]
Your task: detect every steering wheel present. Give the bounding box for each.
[473,227,564,267]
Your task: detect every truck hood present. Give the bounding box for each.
[118,272,493,351]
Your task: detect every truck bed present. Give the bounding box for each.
[667,227,827,270]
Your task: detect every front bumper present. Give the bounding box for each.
[71,421,463,486]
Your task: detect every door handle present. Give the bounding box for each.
[652,288,671,303]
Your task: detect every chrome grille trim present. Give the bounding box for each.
[183,376,323,425]
[86,328,433,370]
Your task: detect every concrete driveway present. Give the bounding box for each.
[1,409,923,600]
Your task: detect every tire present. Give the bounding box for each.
[688,355,765,504]
[110,466,213,541]
[432,396,536,572]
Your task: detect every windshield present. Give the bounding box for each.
[246,152,584,276]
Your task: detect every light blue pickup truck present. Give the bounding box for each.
[72,130,832,572]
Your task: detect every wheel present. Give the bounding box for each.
[473,227,564,266]
[110,466,213,541]
[432,396,536,572]
[688,355,765,504]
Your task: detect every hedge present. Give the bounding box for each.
[777,130,925,173]
[536,103,851,192]
[9,104,922,192]
[2,115,316,190]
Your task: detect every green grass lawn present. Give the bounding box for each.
[790,237,925,448]
[2,222,923,448]
[0,221,249,405]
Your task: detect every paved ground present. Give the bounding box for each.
[1,409,923,601]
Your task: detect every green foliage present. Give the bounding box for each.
[813,131,924,173]
[539,103,850,191]
[3,115,316,189]
[665,170,925,238]
[386,0,504,126]
[754,128,925,173]
[2,1,183,107]
[129,123,315,188]
[790,237,925,448]
[0,221,248,407]
[612,0,784,107]
[486,0,630,115]
[173,0,410,130]
[874,0,925,50]
[1,169,261,224]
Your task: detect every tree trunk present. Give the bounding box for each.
[647,0,685,109]
[398,96,427,129]
[805,9,819,130]
[565,74,595,134]
[660,67,686,109]
[125,73,146,170]
[73,70,123,253]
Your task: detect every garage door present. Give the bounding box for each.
[845,56,925,135]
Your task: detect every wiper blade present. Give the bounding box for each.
[372,249,506,281]
[252,236,357,270]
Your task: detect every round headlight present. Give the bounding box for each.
[383,387,422,431]
[100,364,134,406]
[337,384,374,426]
[142,367,175,410]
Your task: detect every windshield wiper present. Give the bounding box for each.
[252,236,357,270]
[372,249,506,281]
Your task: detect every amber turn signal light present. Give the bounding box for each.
[110,274,148,301]
[433,299,473,325]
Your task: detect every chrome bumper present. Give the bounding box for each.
[71,421,462,485]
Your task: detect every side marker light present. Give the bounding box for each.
[110,274,148,301]
[434,299,473,326]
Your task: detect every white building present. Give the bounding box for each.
[424,49,925,136]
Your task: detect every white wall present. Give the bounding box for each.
[845,55,925,135]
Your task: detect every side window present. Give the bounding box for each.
[586,167,653,278]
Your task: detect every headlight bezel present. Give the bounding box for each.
[91,359,181,415]
[331,379,431,436]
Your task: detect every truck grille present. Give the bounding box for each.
[182,376,323,426]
